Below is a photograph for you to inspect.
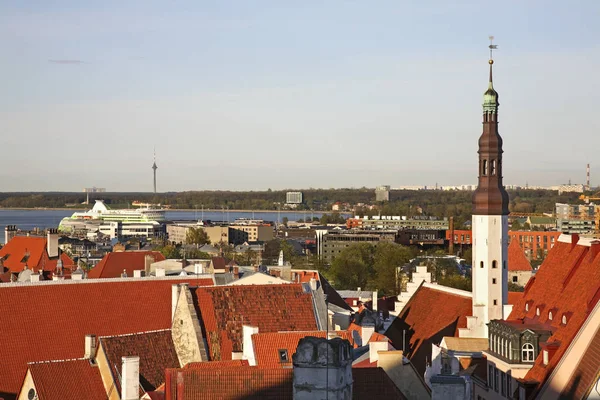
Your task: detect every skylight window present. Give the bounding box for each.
[278,349,289,363]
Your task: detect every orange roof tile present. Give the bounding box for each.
[508,240,532,272]
[368,332,391,344]
[101,329,180,395]
[88,251,165,278]
[22,358,106,400]
[507,291,524,305]
[560,322,600,399]
[252,331,354,368]
[385,284,472,376]
[507,238,600,394]
[164,366,406,399]
[184,360,250,369]
[0,236,74,274]
[0,278,206,398]
[193,284,318,361]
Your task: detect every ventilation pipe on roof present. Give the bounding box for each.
[121,356,140,400]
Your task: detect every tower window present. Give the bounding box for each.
[483,160,488,176]
[491,160,496,175]
[493,299,498,305]
[492,278,497,284]
[522,343,535,362]
[480,261,484,268]
[492,260,498,269]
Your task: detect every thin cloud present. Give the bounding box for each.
[48,59,85,64]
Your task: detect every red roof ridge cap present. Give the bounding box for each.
[423,282,473,298]
[28,357,88,365]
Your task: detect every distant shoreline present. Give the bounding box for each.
[0,207,348,214]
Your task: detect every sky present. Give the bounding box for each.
[1,1,599,192]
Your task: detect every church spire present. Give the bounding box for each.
[472,37,508,216]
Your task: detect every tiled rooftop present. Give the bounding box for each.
[193,284,318,360]
[0,278,206,398]
[101,329,180,395]
[507,237,600,393]
[508,240,533,272]
[385,284,472,376]
[251,331,354,368]
[0,236,74,274]
[24,358,106,400]
[164,365,405,399]
[88,251,165,278]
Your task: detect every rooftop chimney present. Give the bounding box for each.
[121,356,140,400]
[84,334,97,360]
[309,277,318,291]
[5,225,17,245]
[172,284,181,322]
[293,337,353,400]
[144,254,155,274]
[47,229,59,258]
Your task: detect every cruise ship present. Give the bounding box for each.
[59,200,166,232]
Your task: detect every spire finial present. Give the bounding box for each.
[488,36,498,84]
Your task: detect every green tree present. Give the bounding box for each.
[328,243,375,289]
[438,275,472,291]
[461,248,473,265]
[185,249,211,259]
[156,244,181,259]
[282,217,289,227]
[186,227,210,246]
[368,242,414,296]
[508,282,524,292]
[511,219,522,230]
[241,248,258,265]
[215,241,235,259]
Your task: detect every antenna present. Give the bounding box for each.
[489,35,498,60]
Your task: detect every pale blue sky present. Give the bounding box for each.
[1,1,599,192]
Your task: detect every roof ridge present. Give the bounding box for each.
[28,357,88,365]
[99,328,171,339]
[423,282,473,298]
[0,274,215,287]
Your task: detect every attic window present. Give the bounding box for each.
[548,311,553,321]
[562,315,567,325]
[542,350,549,365]
[536,307,540,317]
[278,349,289,363]
[525,303,529,311]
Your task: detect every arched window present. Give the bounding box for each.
[483,160,488,175]
[548,311,553,321]
[562,315,567,325]
[480,261,484,268]
[491,160,497,175]
[522,343,535,362]
[536,307,540,317]
[492,260,498,269]
[525,303,529,312]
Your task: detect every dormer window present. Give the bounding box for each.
[525,303,529,311]
[543,350,549,365]
[562,315,567,325]
[522,343,535,362]
[536,307,540,317]
[548,311,553,321]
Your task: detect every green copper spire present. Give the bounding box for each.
[483,38,499,113]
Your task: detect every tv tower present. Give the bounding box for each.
[152,148,158,194]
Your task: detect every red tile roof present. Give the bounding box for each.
[22,359,106,400]
[88,251,165,278]
[193,284,318,361]
[164,366,405,399]
[252,331,354,368]
[0,278,206,398]
[507,238,600,393]
[507,291,524,305]
[165,366,293,400]
[184,360,250,369]
[368,332,391,344]
[385,284,472,376]
[0,236,74,274]
[560,321,600,399]
[101,329,180,395]
[508,240,532,271]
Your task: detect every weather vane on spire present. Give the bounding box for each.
[489,36,498,62]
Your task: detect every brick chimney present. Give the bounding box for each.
[144,254,155,274]
[47,229,59,258]
[121,356,140,400]
[293,337,353,400]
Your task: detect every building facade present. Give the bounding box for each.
[321,230,397,263]
[555,203,598,234]
[375,185,391,202]
[286,192,303,204]
[347,216,449,230]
